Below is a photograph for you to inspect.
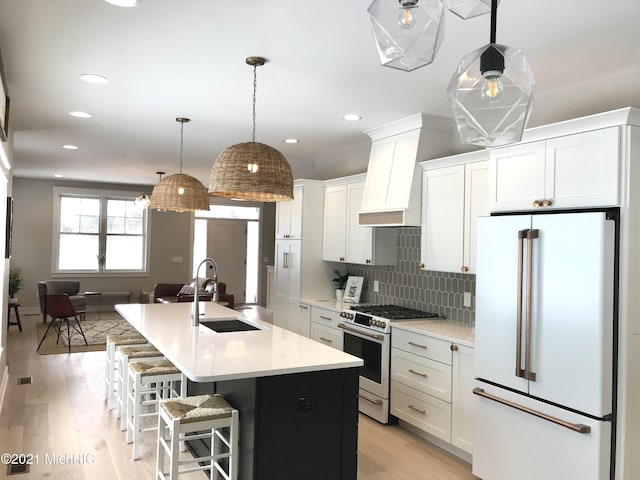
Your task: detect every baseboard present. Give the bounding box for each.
[0,365,8,416]
[21,306,41,316]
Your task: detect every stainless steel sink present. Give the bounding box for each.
[200,319,261,333]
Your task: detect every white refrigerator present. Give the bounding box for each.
[473,211,616,480]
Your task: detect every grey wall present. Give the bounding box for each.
[343,227,476,326]
[11,177,193,311]
[11,177,275,312]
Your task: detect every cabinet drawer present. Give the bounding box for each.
[391,348,451,402]
[391,328,452,364]
[310,307,341,329]
[310,322,343,351]
[390,380,451,442]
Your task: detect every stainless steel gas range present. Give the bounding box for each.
[338,304,440,423]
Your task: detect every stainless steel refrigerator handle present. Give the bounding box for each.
[473,388,591,434]
[516,229,529,378]
[525,229,538,381]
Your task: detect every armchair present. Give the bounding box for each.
[37,281,87,323]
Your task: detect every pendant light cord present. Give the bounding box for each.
[251,63,257,143]
[179,120,184,174]
[490,0,497,43]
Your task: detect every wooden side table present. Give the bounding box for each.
[7,299,22,332]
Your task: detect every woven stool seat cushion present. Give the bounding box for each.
[119,345,162,358]
[161,394,234,424]
[108,334,146,346]
[129,359,181,377]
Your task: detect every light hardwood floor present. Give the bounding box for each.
[0,311,477,480]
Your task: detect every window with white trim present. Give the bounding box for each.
[53,187,149,273]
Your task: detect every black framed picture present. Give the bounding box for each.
[5,196,12,258]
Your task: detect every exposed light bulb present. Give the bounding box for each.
[398,7,416,29]
[247,163,259,173]
[134,194,150,208]
[481,71,504,102]
[178,187,185,195]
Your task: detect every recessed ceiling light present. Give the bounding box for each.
[343,114,362,121]
[104,0,141,6]
[53,174,63,178]
[80,73,108,84]
[69,111,92,118]
[284,138,299,144]
[63,145,78,150]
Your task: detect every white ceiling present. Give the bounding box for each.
[0,0,639,188]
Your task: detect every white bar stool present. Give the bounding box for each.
[105,334,147,409]
[116,345,164,430]
[126,359,186,460]
[156,394,239,480]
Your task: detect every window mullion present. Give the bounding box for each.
[99,198,108,272]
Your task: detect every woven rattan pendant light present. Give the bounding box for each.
[149,118,210,212]
[208,57,294,202]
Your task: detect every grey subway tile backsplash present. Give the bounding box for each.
[343,227,475,327]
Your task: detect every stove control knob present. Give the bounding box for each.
[339,312,345,318]
[380,321,387,329]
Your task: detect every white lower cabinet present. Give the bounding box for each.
[290,302,311,337]
[390,380,452,442]
[309,305,343,351]
[451,344,475,454]
[390,326,475,456]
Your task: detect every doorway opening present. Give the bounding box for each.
[194,205,261,305]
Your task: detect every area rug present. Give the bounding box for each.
[36,313,140,355]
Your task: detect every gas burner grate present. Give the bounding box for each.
[348,304,440,320]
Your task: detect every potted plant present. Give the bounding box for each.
[332,270,350,301]
[8,267,24,301]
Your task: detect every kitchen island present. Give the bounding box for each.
[116,302,363,480]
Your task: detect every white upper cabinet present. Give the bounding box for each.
[322,185,347,262]
[490,127,620,212]
[420,153,489,274]
[323,176,397,265]
[275,185,303,239]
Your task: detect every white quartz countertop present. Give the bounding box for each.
[301,298,352,311]
[392,319,475,347]
[115,302,363,383]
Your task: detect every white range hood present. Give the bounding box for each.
[359,113,461,227]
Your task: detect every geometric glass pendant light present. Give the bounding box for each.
[134,193,150,208]
[446,0,534,147]
[208,57,294,202]
[367,0,446,72]
[445,0,499,20]
[149,118,210,212]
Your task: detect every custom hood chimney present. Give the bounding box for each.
[359,113,460,227]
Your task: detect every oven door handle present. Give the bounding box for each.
[338,323,385,341]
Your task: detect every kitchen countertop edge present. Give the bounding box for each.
[392,320,475,347]
[115,302,363,383]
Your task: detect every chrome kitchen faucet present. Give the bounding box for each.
[192,257,219,326]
